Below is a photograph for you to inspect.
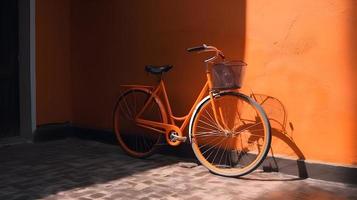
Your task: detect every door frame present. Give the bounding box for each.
[18,0,36,141]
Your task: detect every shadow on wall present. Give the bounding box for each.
[251,94,307,178]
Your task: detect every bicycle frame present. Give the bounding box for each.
[119,45,231,145]
[121,71,228,145]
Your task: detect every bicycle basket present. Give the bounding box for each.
[211,60,247,90]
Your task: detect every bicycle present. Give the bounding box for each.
[113,44,271,177]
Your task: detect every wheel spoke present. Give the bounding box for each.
[203,110,220,128]
[218,136,229,168]
[202,136,226,156]
[195,131,223,137]
[196,125,220,132]
[211,137,227,166]
[197,135,224,150]
[118,100,132,120]
[123,95,134,119]
[232,122,263,136]
[198,119,219,130]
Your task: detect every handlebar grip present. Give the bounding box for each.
[187,44,207,52]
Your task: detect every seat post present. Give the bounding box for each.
[156,73,163,83]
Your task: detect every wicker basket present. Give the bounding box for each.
[211,60,247,90]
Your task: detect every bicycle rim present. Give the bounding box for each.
[113,89,164,158]
[190,92,271,177]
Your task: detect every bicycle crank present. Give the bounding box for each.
[165,127,186,146]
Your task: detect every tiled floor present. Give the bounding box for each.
[0,139,356,200]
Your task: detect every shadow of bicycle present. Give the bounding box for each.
[248,93,308,179]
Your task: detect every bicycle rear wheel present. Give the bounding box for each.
[190,92,271,177]
[113,89,165,158]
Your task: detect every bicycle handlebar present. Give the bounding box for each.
[187,44,208,52]
[187,44,225,63]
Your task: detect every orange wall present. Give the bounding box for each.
[36,0,357,166]
[70,0,246,130]
[242,0,357,165]
[36,0,72,125]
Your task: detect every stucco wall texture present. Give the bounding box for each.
[243,1,357,165]
[36,0,357,166]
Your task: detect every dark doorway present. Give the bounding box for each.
[0,0,20,138]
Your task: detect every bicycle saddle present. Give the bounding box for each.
[145,65,173,74]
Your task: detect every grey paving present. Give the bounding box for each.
[0,138,356,200]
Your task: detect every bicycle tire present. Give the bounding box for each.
[189,91,271,177]
[113,88,166,158]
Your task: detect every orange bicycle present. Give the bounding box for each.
[113,44,271,177]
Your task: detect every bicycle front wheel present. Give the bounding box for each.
[190,92,271,177]
[113,89,165,158]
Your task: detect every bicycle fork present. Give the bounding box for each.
[209,92,230,131]
[206,71,230,132]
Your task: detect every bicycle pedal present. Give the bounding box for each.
[171,135,187,142]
